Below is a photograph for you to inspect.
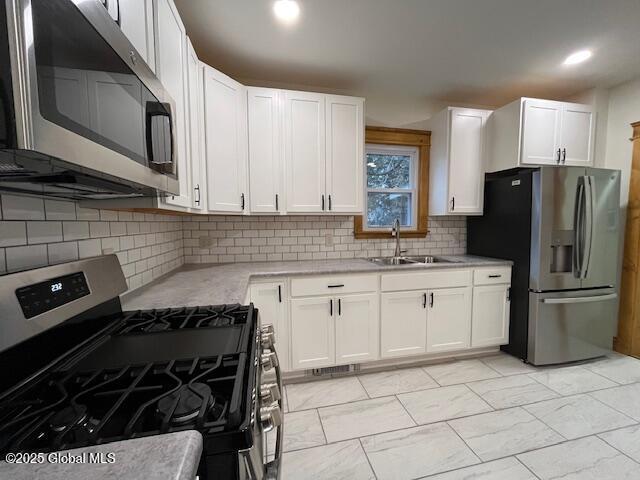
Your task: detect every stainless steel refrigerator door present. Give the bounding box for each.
[527,288,617,365]
[580,168,620,289]
[530,167,584,291]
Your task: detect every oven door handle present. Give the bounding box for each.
[265,347,283,480]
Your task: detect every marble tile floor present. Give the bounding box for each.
[272,351,640,479]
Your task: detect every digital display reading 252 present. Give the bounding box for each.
[16,272,90,319]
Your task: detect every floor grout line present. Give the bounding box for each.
[596,430,640,467]
[513,455,543,480]
[357,437,379,480]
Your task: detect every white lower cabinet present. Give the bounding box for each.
[335,293,379,364]
[472,284,510,347]
[427,287,472,353]
[249,281,289,372]
[381,290,427,358]
[290,296,335,370]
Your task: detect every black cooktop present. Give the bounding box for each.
[0,304,258,456]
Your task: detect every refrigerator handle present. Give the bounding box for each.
[573,179,585,278]
[542,293,617,304]
[580,176,595,279]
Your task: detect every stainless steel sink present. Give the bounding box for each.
[367,256,455,266]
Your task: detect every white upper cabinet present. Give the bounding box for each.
[284,91,326,212]
[203,65,248,213]
[118,0,156,71]
[154,0,191,208]
[560,103,595,166]
[248,88,283,213]
[186,39,206,211]
[325,95,364,213]
[429,107,491,215]
[488,97,595,172]
[521,98,563,165]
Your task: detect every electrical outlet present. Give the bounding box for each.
[199,236,215,248]
[325,233,334,247]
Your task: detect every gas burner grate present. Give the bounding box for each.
[116,304,251,334]
[0,354,247,454]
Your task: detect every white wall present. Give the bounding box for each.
[604,78,640,208]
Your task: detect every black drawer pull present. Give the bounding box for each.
[327,284,344,288]
[488,274,502,278]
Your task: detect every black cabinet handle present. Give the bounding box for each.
[275,194,279,211]
[338,298,341,316]
[327,284,344,288]
[557,148,561,164]
[278,285,282,303]
[422,292,427,309]
[429,292,434,308]
[241,193,245,210]
[562,148,567,163]
[321,194,325,211]
[507,287,511,301]
[329,298,333,316]
[451,197,455,211]
[488,274,502,278]
[328,195,332,211]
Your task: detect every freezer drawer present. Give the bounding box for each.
[527,288,617,365]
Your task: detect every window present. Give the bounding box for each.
[365,145,418,229]
[354,127,430,239]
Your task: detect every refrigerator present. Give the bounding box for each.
[468,167,621,365]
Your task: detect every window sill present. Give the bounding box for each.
[353,216,429,239]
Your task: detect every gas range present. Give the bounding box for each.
[0,256,283,480]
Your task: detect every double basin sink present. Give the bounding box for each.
[367,255,458,266]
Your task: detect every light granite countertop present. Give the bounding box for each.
[122,255,511,310]
[0,430,202,480]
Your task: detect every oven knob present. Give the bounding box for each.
[260,402,283,432]
[261,324,275,335]
[261,351,279,371]
[261,331,276,349]
[260,382,281,405]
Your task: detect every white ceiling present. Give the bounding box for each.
[175,0,640,107]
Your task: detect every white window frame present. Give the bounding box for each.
[364,143,419,230]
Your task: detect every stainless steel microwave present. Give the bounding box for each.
[0,0,179,199]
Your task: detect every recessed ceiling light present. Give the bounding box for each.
[563,50,592,66]
[273,0,300,23]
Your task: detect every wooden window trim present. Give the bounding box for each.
[354,126,430,239]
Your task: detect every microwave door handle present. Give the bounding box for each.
[582,176,595,278]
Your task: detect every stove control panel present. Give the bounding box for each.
[16,272,90,319]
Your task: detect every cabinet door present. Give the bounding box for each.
[520,99,562,166]
[290,296,335,370]
[186,41,206,211]
[284,91,326,212]
[427,287,472,353]
[248,88,283,213]
[560,104,595,166]
[119,0,155,71]
[472,284,510,347]
[448,108,488,214]
[325,95,364,213]
[250,282,289,372]
[203,66,248,212]
[380,291,427,358]
[335,293,379,364]
[154,0,191,207]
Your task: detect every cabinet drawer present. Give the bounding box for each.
[473,267,512,285]
[290,274,378,297]
[381,269,472,292]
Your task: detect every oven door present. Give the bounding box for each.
[527,288,618,365]
[5,0,178,194]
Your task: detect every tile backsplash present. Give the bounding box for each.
[0,195,184,291]
[182,215,466,263]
